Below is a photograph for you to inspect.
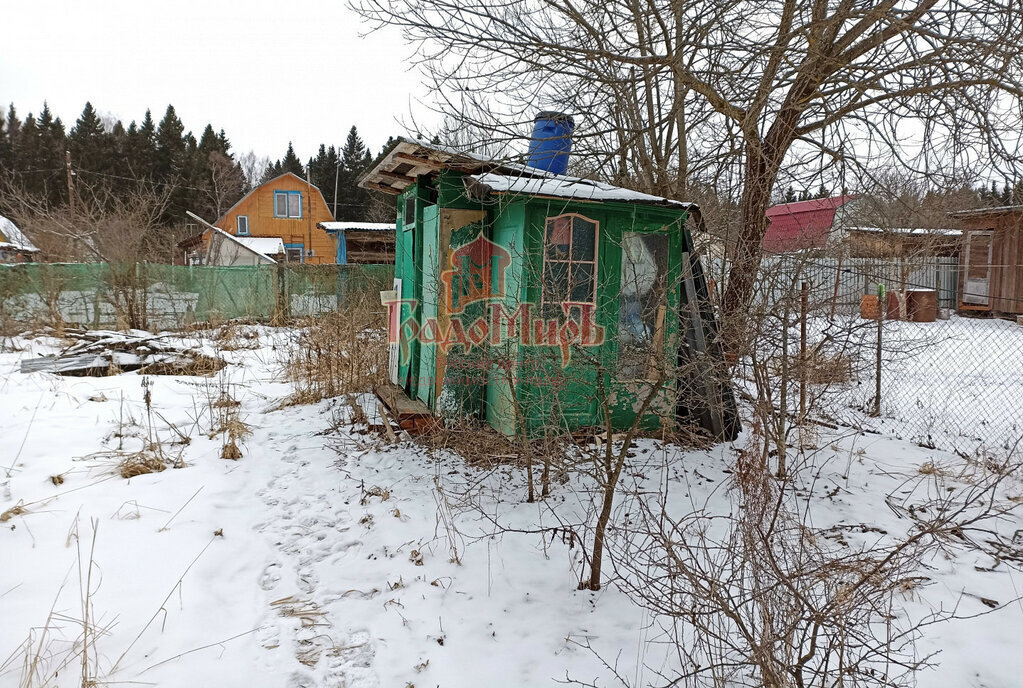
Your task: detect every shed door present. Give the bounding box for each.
[963,231,992,306]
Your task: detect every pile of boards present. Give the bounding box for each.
[19,329,226,377]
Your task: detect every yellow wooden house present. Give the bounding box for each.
[214,172,336,264]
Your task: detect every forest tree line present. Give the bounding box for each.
[0,101,396,227]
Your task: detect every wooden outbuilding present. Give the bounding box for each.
[316,222,395,264]
[949,205,1023,315]
[361,137,739,440]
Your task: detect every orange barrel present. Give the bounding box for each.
[860,295,880,320]
[907,289,937,322]
[886,291,905,320]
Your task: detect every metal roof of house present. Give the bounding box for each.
[0,214,40,253]
[763,195,857,252]
[360,138,692,208]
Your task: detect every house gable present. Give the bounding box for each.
[215,172,337,264]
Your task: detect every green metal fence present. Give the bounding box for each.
[0,262,393,330]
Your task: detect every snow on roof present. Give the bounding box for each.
[850,226,962,236]
[362,138,693,208]
[0,214,40,253]
[318,222,395,232]
[469,172,692,208]
[949,204,1023,218]
[234,236,286,257]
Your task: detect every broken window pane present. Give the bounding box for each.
[619,233,669,379]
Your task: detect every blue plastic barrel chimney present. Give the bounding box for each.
[527,111,574,175]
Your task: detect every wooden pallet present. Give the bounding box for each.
[374,383,438,434]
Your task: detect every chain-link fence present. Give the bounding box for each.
[0,262,393,331]
[709,253,1023,458]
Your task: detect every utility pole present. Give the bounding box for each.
[306,168,314,264]
[65,150,75,213]
[333,158,341,220]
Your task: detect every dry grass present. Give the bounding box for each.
[771,349,854,385]
[286,299,388,404]
[118,452,167,479]
[0,502,26,522]
[138,352,226,377]
[220,441,243,460]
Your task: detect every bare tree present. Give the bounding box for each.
[354,0,1023,335]
[200,151,246,220]
[0,178,178,328]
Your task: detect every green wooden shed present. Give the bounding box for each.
[363,138,738,441]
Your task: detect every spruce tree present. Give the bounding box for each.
[338,127,371,220]
[154,105,186,183]
[261,159,283,184]
[280,142,304,177]
[68,102,109,179]
[33,103,68,205]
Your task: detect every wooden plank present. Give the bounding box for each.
[377,170,418,186]
[680,252,725,438]
[376,403,398,442]
[375,382,433,420]
[393,152,447,169]
[365,181,402,195]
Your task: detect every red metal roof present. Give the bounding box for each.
[763,195,856,252]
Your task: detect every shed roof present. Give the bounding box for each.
[467,172,691,207]
[763,195,857,252]
[949,204,1023,219]
[184,211,279,264]
[234,236,286,257]
[849,226,962,237]
[0,214,40,253]
[361,138,692,208]
[317,222,395,233]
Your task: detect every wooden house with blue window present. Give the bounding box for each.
[213,172,336,264]
[363,116,738,440]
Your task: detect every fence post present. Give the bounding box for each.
[872,282,885,417]
[829,256,843,319]
[274,263,289,324]
[800,281,808,422]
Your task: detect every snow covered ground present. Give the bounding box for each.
[1,325,1022,687]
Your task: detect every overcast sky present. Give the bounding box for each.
[1,0,433,162]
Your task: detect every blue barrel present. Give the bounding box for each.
[527,111,574,175]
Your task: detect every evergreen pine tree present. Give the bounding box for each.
[261,159,283,184]
[280,142,304,176]
[68,102,109,180]
[154,104,186,183]
[35,103,68,205]
[784,186,797,203]
[338,127,370,220]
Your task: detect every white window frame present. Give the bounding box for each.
[274,191,303,219]
[236,215,250,235]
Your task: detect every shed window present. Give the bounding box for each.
[542,214,598,317]
[618,233,669,379]
[285,243,304,263]
[403,195,416,227]
[236,215,249,235]
[274,191,302,219]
